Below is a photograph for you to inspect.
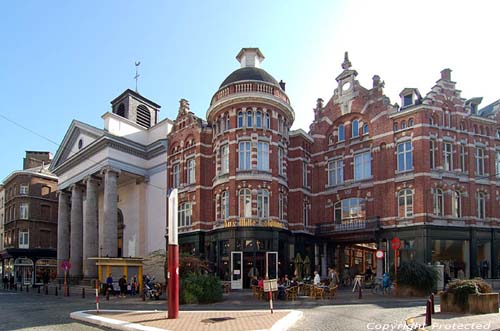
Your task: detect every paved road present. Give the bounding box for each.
[0,288,429,330]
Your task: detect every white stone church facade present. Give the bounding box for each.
[50,89,172,279]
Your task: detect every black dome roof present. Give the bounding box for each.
[219,67,279,88]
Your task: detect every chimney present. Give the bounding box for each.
[236,48,265,68]
[441,68,452,81]
[279,80,286,91]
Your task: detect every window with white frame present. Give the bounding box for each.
[398,189,413,218]
[19,231,29,249]
[246,110,253,127]
[334,198,366,222]
[338,124,345,142]
[225,114,230,131]
[278,147,284,175]
[221,191,229,220]
[278,193,284,220]
[475,147,485,176]
[477,192,486,219]
[452,191,462,218]
[221,145,229,174]
[433,189,444,216]
[257,142,269,170]
[187,158,195,184]
[460,143,466,171]
[178,202,192,227]
[397,141,413,172]
[352,119,359,138]
[19,185,28,195]
[238,189,252,217]
[19,203,29,219]
[239,141,251,170]
[354,152,371,180]
[256,111,262,128]
[328,159,344,186]
[302,161,308,187]
[257,189,269,218]
[363,124,369,135]
[264,113,270,129]
[238,111,244,128]
[172,164,180,188]
[443,142,453,171]
[430,139,436,169]
[495,151,500,178]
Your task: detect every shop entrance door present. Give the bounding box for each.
[266,251,278,280]
[231,251,243,290]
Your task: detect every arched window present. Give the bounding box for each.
[256,111,262,128]
[398,189,413,218]
[136,105,151,128]
[238,189,252,217]
[328,135,334,144]
[116,103,126,117]
[352,119,359,138]
[221,191,229,220]
[477,192,486,219]
[393,122,398,131]
[220,117,225,132]
[433,189,444,216]
[187,158,195,184]
[429,117,434,126]
[452,191,461,218]
[263,113,270,129]
[225,113,230,131]
[401,120,407,129]
[460,122,465,131]
[338,124,345,142]
[257,189,269,218]
[247,110,253,127]
[408,118,414,127]
[363,124,369,135]
[238,111,244,128]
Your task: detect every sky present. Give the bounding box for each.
[1,0,499,181]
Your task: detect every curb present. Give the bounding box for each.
[70,309,303,331]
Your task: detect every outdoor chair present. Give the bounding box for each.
[285,286,298,301]
[312,285,325,299]
[326,285,338,299]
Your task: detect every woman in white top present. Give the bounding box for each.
[313,271,321,285]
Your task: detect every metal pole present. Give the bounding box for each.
[95,281,100,314]
[167,189,179,319]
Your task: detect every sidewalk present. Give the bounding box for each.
[407,307,500,330]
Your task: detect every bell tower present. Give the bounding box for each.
[110,89,161,128]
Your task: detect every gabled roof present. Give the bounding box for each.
[110,88,161,109]
[478,99,500,118]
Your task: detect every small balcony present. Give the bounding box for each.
[315,217,380,235]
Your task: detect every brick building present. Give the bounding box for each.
[168,48,500,288]
[1,151,58,286]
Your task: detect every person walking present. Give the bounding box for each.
[119,275,127,298]
[130,275,137,296]
[106,274,114,295]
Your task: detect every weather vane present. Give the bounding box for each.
[134,61,141,92]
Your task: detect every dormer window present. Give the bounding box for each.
[471,103,478,114]
[403,94,413,107]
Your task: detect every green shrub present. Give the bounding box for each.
[180,272,223,304]
[396,261,439,294]
[444,279,492,308]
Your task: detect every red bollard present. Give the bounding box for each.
[430,293,435,314]
[425,299,432,326]
[358,284,362,299]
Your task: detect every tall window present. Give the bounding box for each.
[221,145,229,174]
[397,141,413,172]
[354,152,371,180]
[257,189,269,218]
[225,114,230,131]
[238,111,244,128]
[408,118,414,127]
[187,159,195,184]
[257,142,269,170]
[363,124,369,135]
[452,191,462,218]
[136,105,151,128]
[328,159,344,186]
[433,189,444,216]
[398,189,413,218]
[246,110,253,127]
[475,147,485,176]
[19,203,29,219]
[496,152,500,178]
[172,164,180,188]
[19,231,29,249]
[460,144,466,171]
[278,193,284,220]
[178,202,192,227]
[264,113,270,129]
[221,191,229,220]
[477,192,486,219]
[430,139,436,169]
[338,125,345,142]
[302,161,308,187]
[239,141,251,170]
[352,119,359,138]
[238,189,252,217]
[256,111,262,128]
[278,147,284,175]
[19,185,28,195]
[303,201,309,227]
[443,142,453,171]
[334,198,366,222]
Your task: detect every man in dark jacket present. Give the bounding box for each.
[119,275,128,298]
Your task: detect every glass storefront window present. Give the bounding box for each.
[432,240,470,279]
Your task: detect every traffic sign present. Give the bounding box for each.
[375,250,385,259]
[60,260,72,271]
[391,237,401,250]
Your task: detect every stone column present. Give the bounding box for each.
[70,184,84,278]
[101,167,120,257]
[83,176,99,279]
[57,191,70,278]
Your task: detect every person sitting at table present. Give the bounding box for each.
[313,271,321,285]
[283,274,291,287]
[290,277,298,287]
[257,277,264,289]
[251,275,258,287]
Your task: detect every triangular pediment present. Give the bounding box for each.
[49,120,104,172]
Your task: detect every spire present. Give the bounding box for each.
[341,51,352,70]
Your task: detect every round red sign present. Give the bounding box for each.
[60,260,72,270]
[391,237,401,250]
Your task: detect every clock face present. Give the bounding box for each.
[342,82,351,91]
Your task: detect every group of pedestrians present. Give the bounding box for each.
[105,274,138,297]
